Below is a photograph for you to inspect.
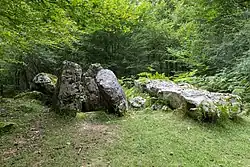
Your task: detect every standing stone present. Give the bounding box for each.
[54,61,83,116]
[53,61,128,116]
[81,64,103,111]
[96,69,128,116]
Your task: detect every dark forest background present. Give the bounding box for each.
[1,0,250,101]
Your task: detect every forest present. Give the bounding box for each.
[1,0,250,166]
[1,0,250,97]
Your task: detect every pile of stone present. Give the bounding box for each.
[33,61,127,116]
[32,61,243,120]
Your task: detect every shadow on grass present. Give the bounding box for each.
[178,111,250,133]
[48,109,123,126]
[137,108,250,134]
[84,111,123,124]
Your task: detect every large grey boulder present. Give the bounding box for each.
[136,79,243,120]
[54,61,84,115]
[96,69,128,116]
[32,73,57,95]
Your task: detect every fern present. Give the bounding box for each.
[172,70,198,83]
[138,71,169,80]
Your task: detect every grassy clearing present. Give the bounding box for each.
[105,111,250,167]
[0,98,118,167]
[1,98,250,167]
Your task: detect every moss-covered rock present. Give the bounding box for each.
[32,73,57,95]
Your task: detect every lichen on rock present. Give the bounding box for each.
[96,69,128,116]
[32,73,57,95]
[136,79,243,120]
[53,61,128,116]
[53,61,84,116]
[129,96,146,108]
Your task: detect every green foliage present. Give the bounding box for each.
[119,77,135,88]
[1,0,152,89]
[76,112,86,120]
[138,71,169,80]
[123,86,152,108]
[172,70,198,83]
[243,103,250,116]
[0,122,16,134]
[1,0,250,110]
[193,99,242,122]
[188,71,250,102]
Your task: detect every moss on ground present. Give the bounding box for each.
[14,91,44,100]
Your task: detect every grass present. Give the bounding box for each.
[1,98,250,167]
[106,111,250,167]
[0,98,120,167]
